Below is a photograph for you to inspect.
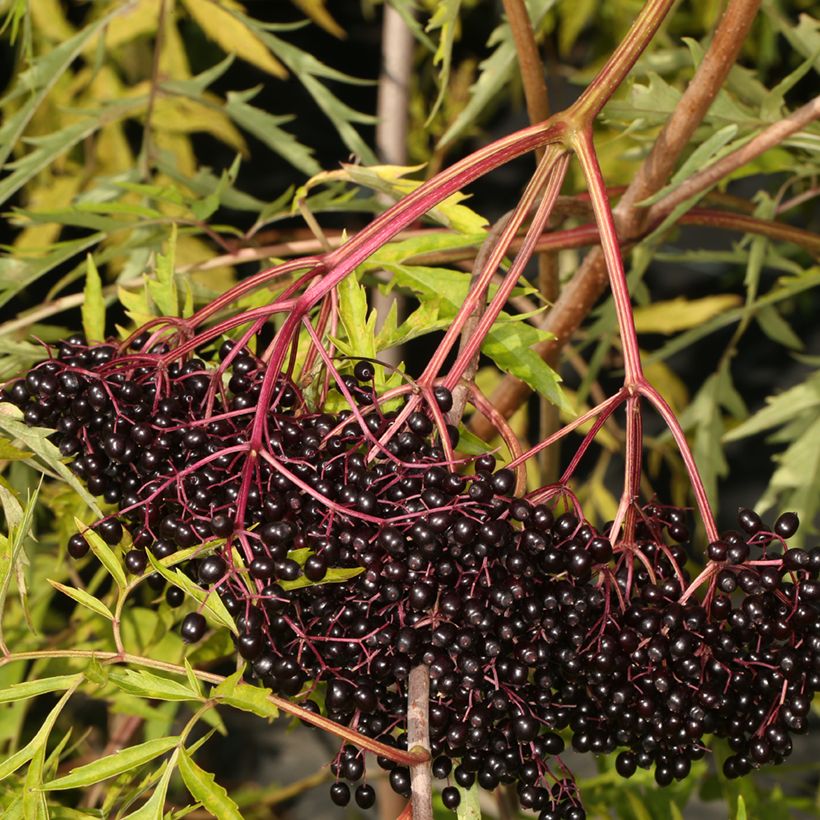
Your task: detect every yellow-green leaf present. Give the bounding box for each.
[181,0,287,79]
[178,747,242,820]
[81,254,105,342]
[291,0,344,38]
[107,668,203,702]
[73,517,126,590]
[211,669,279,720]
[47,579,114,621]
[633,295,742,335]
[43,736,178,790]
[146,550,238,635]
[0,673,83,705]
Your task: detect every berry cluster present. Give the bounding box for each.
[5,336,817,817]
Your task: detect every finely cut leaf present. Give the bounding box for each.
[43,736,178,790]
[180,0,287,78]
[146,550,238,635]
[107,668,202,702]
[47,579,114,621]
[0,687,75,781]
[120,750,178,820]
[0,673,83,704]
[178,748,242,820]
[73,517,126,590]
[211,669,279,719]
[81,255,105,342]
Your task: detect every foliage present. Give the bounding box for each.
[0,0,817,818]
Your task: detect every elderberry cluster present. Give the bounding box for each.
[4,336,818,817]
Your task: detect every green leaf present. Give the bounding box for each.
[73,517,126,591]
[440,0,556,147]
[146,550,238,635]
[81,255,105,342]
[0,438,32,460]
[0,687,75,782]
[0,408,102,515]
[177,748,242,820]
[223,89,320,176]
[44,736,179,790]
[120,750,178,820]
[210,670,279,720]
[337,272,377,361]
[482,321,566,410]
[456,781,481,819]
[737,795,748,820]
[0,233,104,312]
[0,673,83,705]
[757,416,820,533]
[755,305,803,350]
[47,579,114,621]
[147,225,178,317]
[248,21,377,163]
[279,564,364,591]
[0,8,120,169]
[107,668,203,703]
[723,372,820,441]
[426,0,461,122]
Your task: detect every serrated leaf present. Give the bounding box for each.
[177,748,242,820]
[147,225,178,317]
[482,321,566,410]
[0,8,120,169]
[146,550,238,635]
[340,164,487,233]
[81,255,105,342]
[180,0,287,78]
[43,736,178,790]
[47,579,113,621]
[107,668,203,702]
[0,413,102,515]
[337,273,376,361]
[184,659,204,699]
[222,89,319,176]
[120,750,178,820]
[0,673,83,705]
[0,687,75,781]
[723,372,820,441]
[757,416,820,532]
[248,22,377,163]
[73,517,126,590]
[210,669,279,720]
[440,0,556,147]
[633,295,743,334]
[426,0,461,122]
[755,305,803,350]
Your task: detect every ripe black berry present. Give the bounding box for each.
[180,612,207,643]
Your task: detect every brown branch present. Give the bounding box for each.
[471,0,765,439]
[407,664,433,820]
[502,0,550,153]
[647,94,820,221]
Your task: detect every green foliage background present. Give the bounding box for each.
[0,0,817,817]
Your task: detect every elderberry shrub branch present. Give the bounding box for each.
[1,1,818,818]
